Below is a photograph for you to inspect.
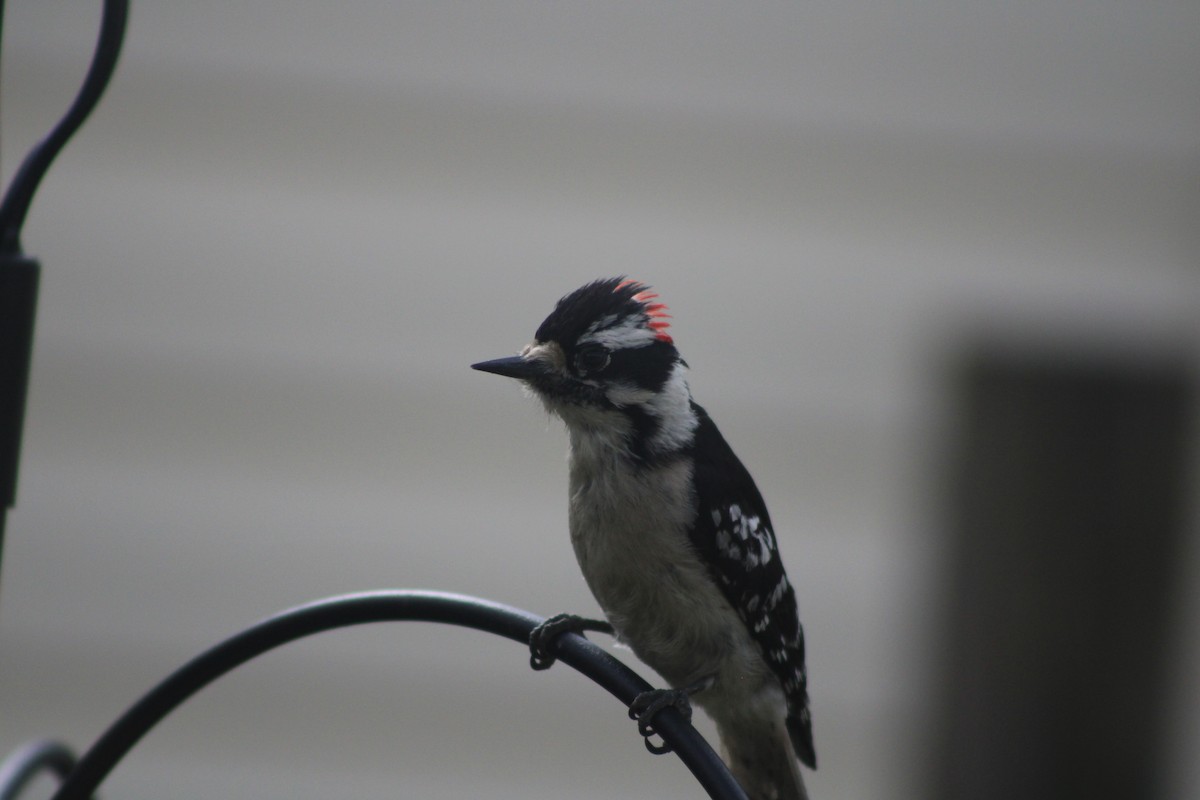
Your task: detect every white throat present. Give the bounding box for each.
[555,359,698,461]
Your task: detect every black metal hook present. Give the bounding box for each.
[36,590,748,800]
[0,0,127,552]
[0,740,80,800]
[0,0,129,255]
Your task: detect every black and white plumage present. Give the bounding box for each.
[473,278,814,800]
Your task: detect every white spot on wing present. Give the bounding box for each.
[716,528,733,555]
[766,574,790,609]
[724,502,776,567]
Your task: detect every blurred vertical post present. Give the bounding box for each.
[929,345,1195,800]
[0,253,39,554]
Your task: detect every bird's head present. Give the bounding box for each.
[472,277,697,458]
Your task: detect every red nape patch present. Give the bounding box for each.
[615,279,674,343]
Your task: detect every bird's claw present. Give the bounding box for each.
[529,613,573,670]
[528,613,611,671]
[628,688,693,755]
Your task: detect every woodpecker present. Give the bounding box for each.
[472,278,815,800]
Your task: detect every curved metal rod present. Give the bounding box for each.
[48,590,748,800]
[0,740,82,800]
[0,0,129,254]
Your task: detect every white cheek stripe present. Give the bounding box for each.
[646,362,698,452]
[605,381,656,408]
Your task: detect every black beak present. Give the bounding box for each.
[471,355,549,380]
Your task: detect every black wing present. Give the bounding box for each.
[685,403,816,769]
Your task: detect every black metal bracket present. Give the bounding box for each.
[1,589,747,800]
[0,0,129,566]
[0,740,78,800]
[0,0,129,253]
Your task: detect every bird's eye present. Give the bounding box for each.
[575,345,611,375]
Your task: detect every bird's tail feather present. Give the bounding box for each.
[787,708,817,770]
[716,714,809,800]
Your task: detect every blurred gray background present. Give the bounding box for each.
[1,2,1198,799]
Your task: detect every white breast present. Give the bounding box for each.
[565,427,769,696]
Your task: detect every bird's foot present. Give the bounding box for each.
[628,688,695,755]
[529,613,614,671]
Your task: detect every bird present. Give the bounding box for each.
[472,277,814,800]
